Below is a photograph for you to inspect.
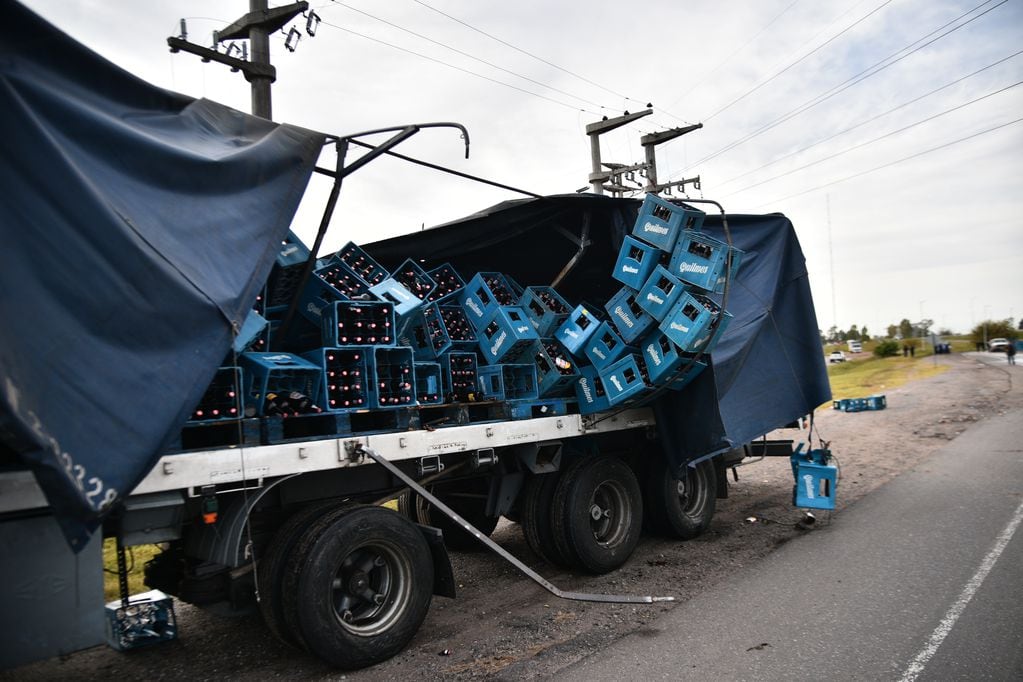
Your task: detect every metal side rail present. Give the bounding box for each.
[359,445,674,605]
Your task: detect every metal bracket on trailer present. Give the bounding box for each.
[359,445,674,605]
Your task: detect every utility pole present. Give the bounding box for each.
[640,123,702,195]
[585,110,652,195]
[167,0,310,119]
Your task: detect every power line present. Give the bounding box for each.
[717,49,1023,187]
[750,116,1023,208]
[316,18,598,115]
[325,1,607,110]
[725,80,1023,196]
[672,0,1007,177]
[701,0,896,123]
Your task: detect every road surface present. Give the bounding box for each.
[562,408,1023,681]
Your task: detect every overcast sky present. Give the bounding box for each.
[20,0,1023,335]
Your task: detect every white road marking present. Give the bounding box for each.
[898,497,1023,682]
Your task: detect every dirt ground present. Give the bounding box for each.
[6,352,1020,681]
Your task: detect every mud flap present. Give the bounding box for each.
[417,524,457,598]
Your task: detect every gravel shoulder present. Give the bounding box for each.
[6,352,1020,681]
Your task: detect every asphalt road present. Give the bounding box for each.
[562,407,1023,681]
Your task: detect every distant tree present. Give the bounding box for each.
[970,319,1018,345]
[846,324,860,341]
[873,339,900,357]
[898,318,913,339]
[861,325,869,340]
[826,325,840,343]
[937,328,954,337]
[886,324,898,339]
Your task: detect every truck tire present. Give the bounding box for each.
[397,479,498,551]
[520,471,571,567]
[286,505,434,669]
[645,456,716,540]
[257,500,341,647]
[551,455,643,574]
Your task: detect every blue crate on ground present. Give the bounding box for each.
[555,304,601,355]
[441,351,479,402]
[188,366,242,423]
[399,303,451,360]
[321,300,395,347]
[519,286,573,337]
[460,272,523,329]
[640,330,707,389]
[478,305,540,365]
[105,590,177,652]
[669,230,744,294]
[414,362,444,404]
[336,241,388,287]
[583,321,628,371]
[438,304,478,349]
[599,353,649,406]
[833,395,886,412]
[576,365,612,415]
[604,286,657,344]
[368,346,417,408]
[426,263,466,304]
[238,352,323,417]
[529,338,581,397]
[478,363,538,401]
[636,265,685,321]
[659,290,731,353]
[791,447,838,510]
[613,235,663,290]
[302,348,370,412]
[632,194,706,252]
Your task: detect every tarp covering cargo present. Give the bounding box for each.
[0,1,325,549]
[367,196,832,470]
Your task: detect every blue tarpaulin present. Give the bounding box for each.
[0,1,325,549]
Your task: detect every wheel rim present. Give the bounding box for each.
[676,465,709,515]
[328,541,412,637]
[588,478,631,548]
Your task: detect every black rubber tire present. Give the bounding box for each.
[257,500,341,647]
[288,505,434,670]
[397,478,498,551]
[519,471,572,567]
[551,456,644,574]
[644,456,717,540]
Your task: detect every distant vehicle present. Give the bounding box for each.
[829,350,847,363]
[988,338,1009,352]
[847,340,863,353]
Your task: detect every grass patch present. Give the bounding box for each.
[825,355,949,407]
[102,538,162,602]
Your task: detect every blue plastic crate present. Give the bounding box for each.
[336,241,387,287]
[414,362,444,404]
[604,287,657,344]
[438,304,478,349]
[791,447,837,510]
[368,346,417,408]
[478,363,538,401]
[460,272,522,329]
[528,338,581,397]
[391,259,437,303]
[632,194,706,252]
[298,260,372,322]
[440,351,479,402]
[238,352,323,416]
[426,263,466,304]
[833,395,887,412]
[575,365,612,415]
[233,309,269,353]
[668,231,744,294]
[370,278,422,319]
[321,300,395,347]
[555,304,601,355]
[520,286,572,337]
[659,291,731,353]
[105,590,177,652]
[636,265,685,321]
[599,354,649,406]
[276,230,312,267]
[583,321,628,371]
[612,235,663,290]
[639,330,707,389]
[302,348,370,411]
[478,306,540,365]
[188,367,242,422]
[399,303,451,360]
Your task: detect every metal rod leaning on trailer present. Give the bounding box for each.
[358,445,674,605]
